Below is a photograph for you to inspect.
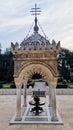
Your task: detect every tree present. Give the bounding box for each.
[6,52,14,82]
[0,51,14,82]
[58,48,73,81]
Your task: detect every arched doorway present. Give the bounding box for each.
[14,63,58,121]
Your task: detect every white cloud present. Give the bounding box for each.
[0,0,73,52]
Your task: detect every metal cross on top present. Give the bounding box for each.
[30,4,41,33]
[30,4,41,18]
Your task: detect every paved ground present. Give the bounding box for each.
[0,95,73,130]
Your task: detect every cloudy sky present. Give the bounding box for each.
[0,0,73,52]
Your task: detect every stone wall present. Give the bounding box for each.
[0,89,73,95]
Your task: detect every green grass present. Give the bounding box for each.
[0,81,73,89]
[57,82,73,88]
[3,83,13,88]
[67,83,73,88]
[57,82,63,85]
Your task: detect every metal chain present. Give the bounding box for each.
[25,21,34,39]
[37,20,48,40]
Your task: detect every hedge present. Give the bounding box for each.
[0,84,3,88]
[56,84,68,89]
[10,84,16,88]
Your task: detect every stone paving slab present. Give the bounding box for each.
[0,95,73,130]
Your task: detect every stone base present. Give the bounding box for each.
[10,106,63,125]
[15,117,22,121]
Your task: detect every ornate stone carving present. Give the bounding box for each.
[31,42,35,50]
[56,41,60,50]
[20,42,24,50]
[15,42,19,50]
[13,51,58,60]
[41,42,45,50]
[36,42,40,50]
[11,38,60,51]
[11,42,15,51]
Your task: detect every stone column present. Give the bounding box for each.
[49,85,52,107]
[15,83,22,121]
[23,82,27,107]
[49,84,53,119]
[50,83,58,121]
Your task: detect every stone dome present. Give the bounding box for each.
[21,32,49,46]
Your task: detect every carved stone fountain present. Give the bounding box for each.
[29,96,45,115]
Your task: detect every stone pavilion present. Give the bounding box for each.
[10,4,63,124]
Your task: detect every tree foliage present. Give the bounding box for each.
[58,48,73,81]
[0,52,14,82]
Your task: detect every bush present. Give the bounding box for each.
[56,84,68,89]
[58,78,63,82]
[27,80,35,88]
[0,84,3,88]
[10,84,16,89]
[0,81,7,84]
